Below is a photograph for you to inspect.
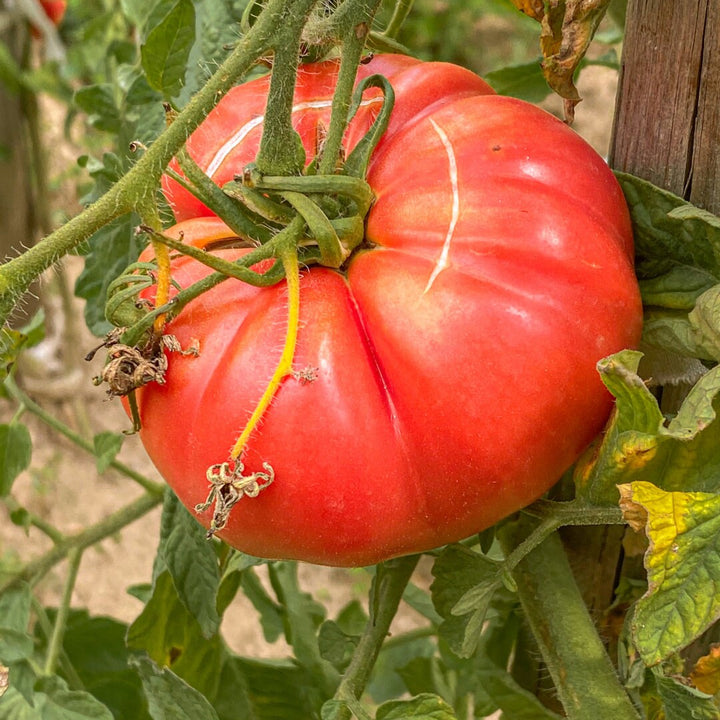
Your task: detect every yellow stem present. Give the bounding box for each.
[230,245,300,460]
[152,240,172,334]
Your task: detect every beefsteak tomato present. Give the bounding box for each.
[132,55,642,566]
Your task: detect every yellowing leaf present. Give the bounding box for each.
[575,352,720,505]
[621,481,720,665]
[506,0,545,21]
[507,0,612,121]
[691,645,720,696]
[618,484,647,532]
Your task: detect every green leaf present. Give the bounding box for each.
[92,432,124,474]
[475,663,563,719]
[375,693,458,720]
[0,687,39,719]
[0,629,33,665]
[617,167,720,281]
[485,60,551,103]
[17,311,46,349]
[216,656,322,720]
[653,669,719,720]
[120,0,163,28]
[75,215,144,337]
[130,656,218,720]
[175,0,248,106]
[126,571,224,699]
[639,265,717,311]
[644,286,720,363]
[0,330,26,381]
[267,562,335,695]
[395,657,467,714]
[35,609,148,720]
[402,583,442,625]
[34,675,114,719]
[215,551,266,616]
[616,172,720,361]
[369,631,435,705]
[619,481,720,665]
[575,351,720,505]
[0,585,35,706]
[318,621,359,672]
[238,568,284,643]
[74,85,122,133]
[159,490,221,638]
[141,0,196,99]
[430,545,499,658]
[0,423,32,497]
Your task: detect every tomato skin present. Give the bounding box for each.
[40,0,66,25]
[30,0,66,37]
[135,56,642,566]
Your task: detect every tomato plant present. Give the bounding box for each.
[4,3,720,719]
[130,55,643,566]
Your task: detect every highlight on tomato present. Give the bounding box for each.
[129,54,642,566]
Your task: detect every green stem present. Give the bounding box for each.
[380,625,435,650]
[255,0,318,175]
[383,0,415,38]
[0,490,162,594]
[142,228,282,286]
[248,172,374,214]
[4,376,164,495]
[119,216,305,347]
[332,555,419,719]
[43,548,83,676]
[2,496,65,544]
[174,150,273,244]
[497,517,640,720]
[502,501,625,575]
[32,598,85,690]
[0,0,292,325]
[317,2,381,175]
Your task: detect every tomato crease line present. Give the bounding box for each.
[424,118,460,294]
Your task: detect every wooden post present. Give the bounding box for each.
[0,15,39,324]
[610,0,719,213]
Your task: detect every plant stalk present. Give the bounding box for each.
[317,0,383,175]
[43,547,83,676]
[254,0,319,175]
[0,491,162,594]
[332,554,419,719]
[383,0,415,38]
[497,516,640,720]
[4,376,164,495]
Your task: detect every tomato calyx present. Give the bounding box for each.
[98,64,398,536]
[195,460,275,538]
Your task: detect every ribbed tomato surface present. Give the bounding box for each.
[132,55,642,566]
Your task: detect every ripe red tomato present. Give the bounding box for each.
[134,55,642,566]
[30,0,66,37]
[40,0,66,25]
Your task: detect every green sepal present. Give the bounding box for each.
[344,74,395,180]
